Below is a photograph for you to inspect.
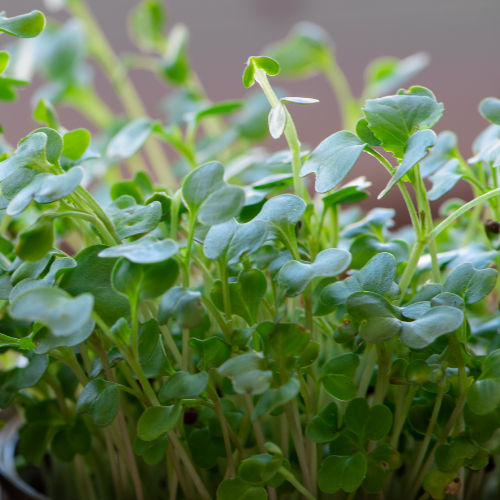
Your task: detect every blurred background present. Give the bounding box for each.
[1,0,500,222]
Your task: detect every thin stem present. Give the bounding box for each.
[67,0,174,186]
[356,343,377,398]
[331,204,339,247]
[390,386,416,448]
[219,263,234,335]
[398,239,426,305]
[254,68,306,200]
[427,187,500,242]
[408,382,445,489]
[278,466,317,500]
[181,329,190,372]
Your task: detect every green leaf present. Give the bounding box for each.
[107,195,162,240]
[76,379,120,427]
[161,24,190,84]
[33,99,59,129]
[306,401,340,443]
[9,287,93,337]
[106,118,155,162]
[62,129,91,161]
[158,286,205,329]
[15,217,54,262]
[427,158,462,201]
[268,102,286,139]
[189,337,231,369]
[204,218,267,266]
[317,453,367,494]
[19,422,52,465]
[296,340,320,368]
[420,130,457,177]
[443,262,497,304]
[182,161,245,225]
[468,349,500,414]
[346,292,401,343]
[378,129,436,198]
[59,245,130,326]
[263,22,330,79]
[7,167,83,216]
[218,352,272,395]
[363,444,403,493]
[137,404,182,441]
[217,476,267,500]
[435,436,478,472]
[51,418,91,463]
[322,176,371,208]
[255,194,306,253]
[99,235,178,264]
[239,452,282,484]
[138,318,160,363]
[399,306,464,349]
[243,56,280,88]
[364,52,430,98]
[211,269,267,325]
[133,434,168,465]
[363,92,443,158]
[422,469,457,500]
[479,97,500,125]
[0,11,45,38]
[159,371,209,402]
[321,253,396,306]
[33,319,95,355]
[320,353,359,401]
[300,131,366,193]
[463,404,500,443]
[0,354,48,408]
[129,0,166,52]
[277,248,351,297]
[112,257,179,301]
[341,207,395,239]
[349,234,408,269]
[252,378,300,420]
[194,100,243,122]
[344,398,393,442]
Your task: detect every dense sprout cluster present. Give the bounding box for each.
[1,3,500,500]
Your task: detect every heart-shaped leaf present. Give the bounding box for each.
[15,216,54,262]
[158,286,205,329]
[243,56,280,88]
[133,435,169,465]
[322,176,371,208]
[463,404,500,443]
[107,195,162,240]
[306,401,340,443]
[277,248,351,296]
[321,253,396,306]
[399,306,464,349]
[346,291,401,343]
[255,194,306,253]
[137,404,183,441]
[252,378,300,420]
[320,353,359,400]
[204,218,267,266]
[239,451,283,484]
[182,161,245,225]
[99,235,178,263]
[0,11,45,38]
[218,352,272,395]
[479,97,500,126]
[468,349,500,414]
[317,453,367,494]
[349,234,408,269]
[159,371,209,402]
[363,91,443,158]
[10,287,93,336]
[211,269,267,326]
[363,444,403,493]
[341,207,395,239]
[76,379,120,427]
[59,245,130,326]
[344,398,393,442]
[189,337,231,369]
[379,129,436,198]
[443,262,497,304]
[217,476,267,500]
[300,131,366,193]
[422,469,459,500]
[112,257,179,301]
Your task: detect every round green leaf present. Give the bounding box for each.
[76,379,120,427]
[137,404,182,441]
[306,402,340,443]
[158,286,205,329]
[317,453,367,494]
[159,371,209,402]
[99,235,178,263]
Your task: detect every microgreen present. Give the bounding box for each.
[0,3,499,500]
